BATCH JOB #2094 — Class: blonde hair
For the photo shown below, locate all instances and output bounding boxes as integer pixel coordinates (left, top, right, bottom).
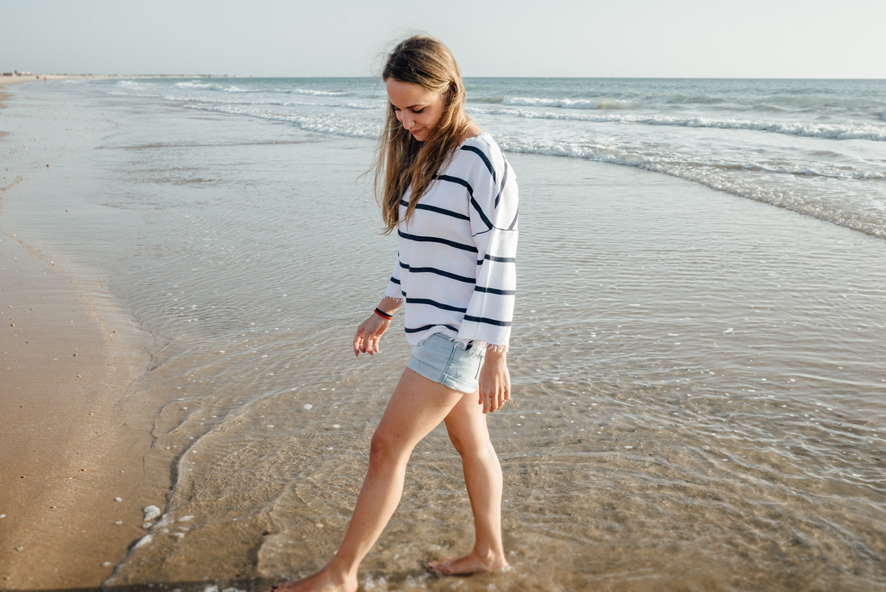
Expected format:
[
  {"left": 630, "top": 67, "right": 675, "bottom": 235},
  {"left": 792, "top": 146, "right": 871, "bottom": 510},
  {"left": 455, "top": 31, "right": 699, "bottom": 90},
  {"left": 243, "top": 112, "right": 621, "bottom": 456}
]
[{"left": 372, "top": 35, "right": 471, "bottom": 234}]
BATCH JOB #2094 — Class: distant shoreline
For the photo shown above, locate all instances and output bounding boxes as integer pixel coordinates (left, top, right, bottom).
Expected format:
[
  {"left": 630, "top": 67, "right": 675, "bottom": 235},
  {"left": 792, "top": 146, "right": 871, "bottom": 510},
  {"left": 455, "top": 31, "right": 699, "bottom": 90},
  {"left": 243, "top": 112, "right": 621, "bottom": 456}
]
[{"left": 0, "top": 73, "right": 237, "bottom": 85}]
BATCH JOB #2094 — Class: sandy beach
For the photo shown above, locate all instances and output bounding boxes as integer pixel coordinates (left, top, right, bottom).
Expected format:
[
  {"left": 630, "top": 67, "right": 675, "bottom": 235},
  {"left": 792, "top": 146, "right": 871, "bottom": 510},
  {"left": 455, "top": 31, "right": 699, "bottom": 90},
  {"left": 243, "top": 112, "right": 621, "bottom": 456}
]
[
  {"left": 1, "top": 76, "right": 884, "bottom": 592},
  {"left": 1, "top": 77, "right": 154, "bottom": 589}
]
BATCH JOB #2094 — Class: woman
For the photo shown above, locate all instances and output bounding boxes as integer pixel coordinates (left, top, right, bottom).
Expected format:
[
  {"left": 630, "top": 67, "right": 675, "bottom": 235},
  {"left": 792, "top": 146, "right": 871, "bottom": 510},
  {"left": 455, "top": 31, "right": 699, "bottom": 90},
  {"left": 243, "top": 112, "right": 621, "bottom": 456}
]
[{"left": 273, "top": 35, "right": 518, "bottom": 592}]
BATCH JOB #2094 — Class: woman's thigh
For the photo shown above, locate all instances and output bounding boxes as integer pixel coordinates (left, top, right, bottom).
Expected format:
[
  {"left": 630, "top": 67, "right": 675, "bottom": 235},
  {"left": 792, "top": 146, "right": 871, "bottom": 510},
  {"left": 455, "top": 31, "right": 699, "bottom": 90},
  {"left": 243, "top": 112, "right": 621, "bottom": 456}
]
[
  {"left": 373, "top": 367, "right": 467, "bottom": 453},
  {"left": 442, "top": 389, "right": 491, "bottom": 455}
]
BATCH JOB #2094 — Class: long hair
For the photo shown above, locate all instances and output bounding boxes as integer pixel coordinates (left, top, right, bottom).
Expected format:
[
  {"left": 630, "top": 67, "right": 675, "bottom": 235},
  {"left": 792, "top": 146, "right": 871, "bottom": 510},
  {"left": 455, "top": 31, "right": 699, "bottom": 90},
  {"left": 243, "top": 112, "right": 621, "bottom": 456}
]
[{"left": 371, "top": 35, "right": 471, "bottom": 234}]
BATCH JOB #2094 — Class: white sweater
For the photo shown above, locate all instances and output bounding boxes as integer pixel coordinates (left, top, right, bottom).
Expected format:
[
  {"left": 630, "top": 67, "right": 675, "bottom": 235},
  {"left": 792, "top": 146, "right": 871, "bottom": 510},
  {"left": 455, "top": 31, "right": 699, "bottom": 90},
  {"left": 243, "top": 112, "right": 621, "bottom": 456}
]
[{"left": 384, "top": 132, "right": 519, "bottom": 350}]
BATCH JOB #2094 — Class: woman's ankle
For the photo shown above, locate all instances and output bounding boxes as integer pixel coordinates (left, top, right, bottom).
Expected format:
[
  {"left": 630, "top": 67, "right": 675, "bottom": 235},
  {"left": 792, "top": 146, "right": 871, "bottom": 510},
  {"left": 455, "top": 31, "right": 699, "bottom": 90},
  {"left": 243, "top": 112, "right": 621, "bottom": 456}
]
[{"left": 321, "top": 557, "right": 358, "bottom": 584}]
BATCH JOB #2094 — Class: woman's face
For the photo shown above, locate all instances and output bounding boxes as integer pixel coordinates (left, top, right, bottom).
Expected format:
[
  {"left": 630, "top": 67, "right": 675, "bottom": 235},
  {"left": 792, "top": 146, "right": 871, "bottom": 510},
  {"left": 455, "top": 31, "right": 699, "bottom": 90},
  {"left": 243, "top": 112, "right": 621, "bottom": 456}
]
[{"left": 386, "top": 78, "right": 445, "bottom": 142}]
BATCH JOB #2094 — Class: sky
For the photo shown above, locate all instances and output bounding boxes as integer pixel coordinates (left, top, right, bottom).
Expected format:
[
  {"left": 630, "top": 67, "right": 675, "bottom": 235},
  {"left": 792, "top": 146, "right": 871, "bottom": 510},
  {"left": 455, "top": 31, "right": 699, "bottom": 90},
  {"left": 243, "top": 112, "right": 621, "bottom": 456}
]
[{"left": 2, "top": 0, "right": 884, "bottom": 79}]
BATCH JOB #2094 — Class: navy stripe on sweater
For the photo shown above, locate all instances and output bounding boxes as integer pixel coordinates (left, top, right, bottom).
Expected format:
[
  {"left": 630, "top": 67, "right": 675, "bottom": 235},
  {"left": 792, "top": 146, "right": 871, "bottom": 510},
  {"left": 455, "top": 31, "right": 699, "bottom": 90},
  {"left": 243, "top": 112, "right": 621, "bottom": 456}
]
[
  {"left": 398, "top": 229, "right": 478, "bottom": 253},
  {"left": 405, "top": 323, "right": 460, "bottom": 334},
  {"left": 477, "top": 254, "right": 517, "bottom": 265},
  {"left": 400, "top": 199, "right": 470, "bottom": 221},
  {"left": 400, "top": 261, "right": 476, "bottom": 284},
  {"left": 464, "top": 314, "right": 512, "bottom": 327},
  {"left": 474, "top": 286, "right": 516, "bottom": 296},
  {"left": 406, "top": 298, "right": 468, "bottom": 313}
]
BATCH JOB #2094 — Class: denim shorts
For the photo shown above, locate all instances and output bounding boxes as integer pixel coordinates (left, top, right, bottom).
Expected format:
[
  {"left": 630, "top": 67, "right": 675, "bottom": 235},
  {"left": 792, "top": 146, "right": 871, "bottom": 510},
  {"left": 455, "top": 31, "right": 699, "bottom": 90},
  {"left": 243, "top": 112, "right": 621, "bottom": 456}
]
[{"left": 407, "top": 332, "right": 485, "bottom": 394}]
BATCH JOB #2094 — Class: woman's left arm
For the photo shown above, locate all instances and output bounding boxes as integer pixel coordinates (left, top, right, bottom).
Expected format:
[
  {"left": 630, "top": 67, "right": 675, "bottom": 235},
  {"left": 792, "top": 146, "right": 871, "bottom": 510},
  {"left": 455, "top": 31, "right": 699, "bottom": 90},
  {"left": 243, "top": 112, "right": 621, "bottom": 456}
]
[
  {"left": 455, "top": 143, "right": 518, "bottom": 412},
  {"left": 479, "top": 348, "right": 510, "bottom": 414}
]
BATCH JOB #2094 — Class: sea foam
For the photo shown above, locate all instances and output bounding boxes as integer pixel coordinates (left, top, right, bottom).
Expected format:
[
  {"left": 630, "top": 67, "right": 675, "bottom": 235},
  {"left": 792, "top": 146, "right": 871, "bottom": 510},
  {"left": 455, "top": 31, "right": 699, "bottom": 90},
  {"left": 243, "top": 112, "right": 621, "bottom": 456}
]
[
  {"left": 503, "top": 97, "right": 642, "bottom": 110},
  {"left": 469, "top": 107, "right": 886, "bottom": 141},
  {"left": 290, "top": 88, "right": 351, "bottom": 97}
]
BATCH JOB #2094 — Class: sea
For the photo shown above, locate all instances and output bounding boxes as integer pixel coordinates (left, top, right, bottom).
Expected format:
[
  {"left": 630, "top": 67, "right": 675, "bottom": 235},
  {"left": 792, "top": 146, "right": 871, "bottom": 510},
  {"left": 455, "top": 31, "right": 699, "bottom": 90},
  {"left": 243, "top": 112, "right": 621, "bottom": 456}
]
[
  {"left": 3, "top": 77, "right": 885, "bottom": 591},
  {"left": 103, "top": 76, "right": 886, "bottom": 238}
]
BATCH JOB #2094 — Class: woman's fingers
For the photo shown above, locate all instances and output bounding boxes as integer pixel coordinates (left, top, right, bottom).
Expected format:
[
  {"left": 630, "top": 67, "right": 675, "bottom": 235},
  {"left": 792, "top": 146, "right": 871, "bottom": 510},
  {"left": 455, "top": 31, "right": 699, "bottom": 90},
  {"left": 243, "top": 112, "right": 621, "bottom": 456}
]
[
  {"left": 367, "top": 329, "right": 381, "bottom": 355},
  {"left": 353, "top": 327, "right": 364, "bottom": 357},
  {"left": 482, "top": 389, "right": 501, "bottom": 413},
  {"left": 485, "top": 386, "right": 509, "bottom": 413}
]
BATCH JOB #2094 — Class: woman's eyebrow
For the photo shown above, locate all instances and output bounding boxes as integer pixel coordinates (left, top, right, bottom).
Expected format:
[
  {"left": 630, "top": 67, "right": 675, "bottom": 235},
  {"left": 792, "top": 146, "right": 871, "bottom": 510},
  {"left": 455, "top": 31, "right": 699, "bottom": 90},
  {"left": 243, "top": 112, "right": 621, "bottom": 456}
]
[{"left": 391, "top": 102, "right": 425, "bottom": 110}]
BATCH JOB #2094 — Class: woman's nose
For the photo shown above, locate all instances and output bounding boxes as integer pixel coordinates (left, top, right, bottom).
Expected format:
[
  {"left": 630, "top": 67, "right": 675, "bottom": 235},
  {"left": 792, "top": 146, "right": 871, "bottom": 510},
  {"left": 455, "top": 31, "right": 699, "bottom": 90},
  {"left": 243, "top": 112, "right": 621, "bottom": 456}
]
[{"left": 401, "top": 112, "right": 414, "bottom": 130}]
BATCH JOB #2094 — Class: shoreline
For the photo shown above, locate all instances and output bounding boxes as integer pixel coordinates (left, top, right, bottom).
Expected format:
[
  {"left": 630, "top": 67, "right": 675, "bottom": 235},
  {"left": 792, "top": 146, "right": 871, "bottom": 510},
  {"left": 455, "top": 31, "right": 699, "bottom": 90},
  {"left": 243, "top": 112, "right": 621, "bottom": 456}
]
[
  {"left": 1, "top": 74, "right": 238, "bottom": 84},
  {"left": 0, "top": 77, "right": 154, "bottom": 589}
]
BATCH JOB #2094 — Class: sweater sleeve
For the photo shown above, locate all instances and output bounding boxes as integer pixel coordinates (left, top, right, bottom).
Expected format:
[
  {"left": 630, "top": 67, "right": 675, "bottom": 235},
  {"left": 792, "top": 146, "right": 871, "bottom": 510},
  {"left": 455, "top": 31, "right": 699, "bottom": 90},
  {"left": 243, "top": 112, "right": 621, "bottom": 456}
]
[
  {"left": 383, "top": 251, "right": 404, "bottom": 302},
  {"left": 456, "top": 149, "right": 519, "bottom": 349}
]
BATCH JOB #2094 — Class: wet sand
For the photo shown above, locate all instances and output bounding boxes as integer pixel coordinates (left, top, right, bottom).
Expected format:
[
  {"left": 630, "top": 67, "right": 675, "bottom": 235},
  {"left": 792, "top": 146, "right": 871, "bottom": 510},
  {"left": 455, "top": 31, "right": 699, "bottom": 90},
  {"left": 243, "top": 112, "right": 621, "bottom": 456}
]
[{"left": 0, "top": 81, "right": 153, "bottom": 589}]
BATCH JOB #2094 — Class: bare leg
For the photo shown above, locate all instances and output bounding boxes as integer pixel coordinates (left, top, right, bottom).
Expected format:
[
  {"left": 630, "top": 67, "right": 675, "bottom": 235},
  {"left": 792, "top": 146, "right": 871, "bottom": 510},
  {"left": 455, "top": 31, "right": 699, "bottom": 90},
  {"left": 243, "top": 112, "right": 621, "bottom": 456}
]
[
  {"left": 272, "top": 368, "right": 465, "bottom": 592},
  {"left": 427, "top": 391, "right": 508, "bottom": 575}
]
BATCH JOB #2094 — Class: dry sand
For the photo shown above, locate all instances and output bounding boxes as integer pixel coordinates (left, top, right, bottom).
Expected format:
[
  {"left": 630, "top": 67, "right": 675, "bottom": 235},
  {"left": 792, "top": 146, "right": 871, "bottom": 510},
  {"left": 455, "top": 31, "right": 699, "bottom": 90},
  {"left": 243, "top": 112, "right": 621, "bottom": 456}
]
[{"left": 0, "top": 79, "right": 156, "bottom": 590}]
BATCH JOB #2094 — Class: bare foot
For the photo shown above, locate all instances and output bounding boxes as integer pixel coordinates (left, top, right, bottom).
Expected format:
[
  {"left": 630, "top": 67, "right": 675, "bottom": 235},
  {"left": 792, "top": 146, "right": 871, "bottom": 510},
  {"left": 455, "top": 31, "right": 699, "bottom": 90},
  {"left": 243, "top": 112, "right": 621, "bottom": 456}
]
[
  {"left": 270, "top": 567, "right": 357, "bottom": 592},
  {"left": 426, "top": 551, "right": 508, "bottom": 576}
]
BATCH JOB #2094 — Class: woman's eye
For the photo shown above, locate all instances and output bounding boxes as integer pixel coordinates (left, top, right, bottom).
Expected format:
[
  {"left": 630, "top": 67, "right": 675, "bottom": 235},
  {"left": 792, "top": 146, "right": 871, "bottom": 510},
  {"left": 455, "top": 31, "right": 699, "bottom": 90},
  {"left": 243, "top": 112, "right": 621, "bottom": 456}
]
[{"left": 413, "top": 108, "right": 425, "bottom": 114}]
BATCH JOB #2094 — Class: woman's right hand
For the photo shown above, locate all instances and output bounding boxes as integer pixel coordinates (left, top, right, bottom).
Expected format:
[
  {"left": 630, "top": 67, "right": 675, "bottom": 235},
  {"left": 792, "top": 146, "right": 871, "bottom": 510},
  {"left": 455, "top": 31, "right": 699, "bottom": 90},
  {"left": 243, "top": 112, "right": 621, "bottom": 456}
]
[{"left": 353, "top": 313, "right": 391, "bottom": 357}]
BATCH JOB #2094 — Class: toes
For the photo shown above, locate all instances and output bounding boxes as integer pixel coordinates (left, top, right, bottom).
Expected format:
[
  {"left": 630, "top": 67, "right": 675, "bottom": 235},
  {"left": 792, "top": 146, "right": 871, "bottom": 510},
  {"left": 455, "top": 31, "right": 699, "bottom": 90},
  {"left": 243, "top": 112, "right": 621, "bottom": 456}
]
[
  {"left": 426, "top": 561, "right": 447, "bottom": 574},
  {"left": 427, "top": 561, "right": 454, "bottom": 575}
]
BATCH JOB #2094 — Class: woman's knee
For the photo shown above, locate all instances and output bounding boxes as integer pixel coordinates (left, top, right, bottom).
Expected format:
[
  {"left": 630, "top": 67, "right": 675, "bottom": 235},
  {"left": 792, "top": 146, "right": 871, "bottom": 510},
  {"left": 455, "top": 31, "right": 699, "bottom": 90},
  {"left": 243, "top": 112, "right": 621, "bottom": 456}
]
[
  {"left": 448, "top": 430, "right": 491, "bottom": 459},
  {"left": 369, "top": 430, "right": 410, "bottom": 466}
]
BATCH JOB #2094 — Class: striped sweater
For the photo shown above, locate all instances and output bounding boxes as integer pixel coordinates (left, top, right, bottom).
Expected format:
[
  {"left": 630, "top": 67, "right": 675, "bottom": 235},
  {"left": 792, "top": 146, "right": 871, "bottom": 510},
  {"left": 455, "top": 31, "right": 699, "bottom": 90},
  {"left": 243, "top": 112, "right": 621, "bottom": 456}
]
[{"left": 384, "top": 132, "right": 518, "bottom": 350}]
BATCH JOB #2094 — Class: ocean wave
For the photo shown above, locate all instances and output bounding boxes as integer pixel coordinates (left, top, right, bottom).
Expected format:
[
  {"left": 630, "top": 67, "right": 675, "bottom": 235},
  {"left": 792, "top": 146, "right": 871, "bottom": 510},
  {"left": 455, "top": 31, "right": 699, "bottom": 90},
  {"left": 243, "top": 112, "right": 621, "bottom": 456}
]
[
  {"left": 290, "top": 88, "right": 351, "bottom": 97},
  {"left": 183, "top": 103, "right": 379, "bottom": 140},
  {"left": 175, "top": 81, "right": 214, "bottom": 89},
  {"left": 753, "top": 104, "right": 790, "bottom": 113},
  {"left": 342, "top": 102, "right": 382, "bottom": 111},
  {"left": 469, "top": 107, "right": 886, "bottom": 141},
  {"left": 619, "top": 115, "right": 886, "bottom": 141},
  {"left": 115, "top": 80, "right": 154, "bottom": 89},
  {"left": 706, "top": 162, "right": 883, "bottom": 181},
  {"left": 664, "top": 94, "right": 727, "bottom": 105},
  {"left": 174, "top": 81, "right": 254, "bottom": 93},
  {"left": 493, "top": 139, "right": 879, "bottom": 181},
  {"left": 503, "top": 97, "right": 642, "bottom": 110},
  {"left": 765, "top": 94, "right": 879, "bottom": 109},
  {"left": 468, "top": 96, "right": 505, "bottom": 104},
  {"left": 494, "top": 138, "right": 885, "bottom": 238},
  {"left": 161, "top": 94, "right": 327, "bottom": 109}
]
